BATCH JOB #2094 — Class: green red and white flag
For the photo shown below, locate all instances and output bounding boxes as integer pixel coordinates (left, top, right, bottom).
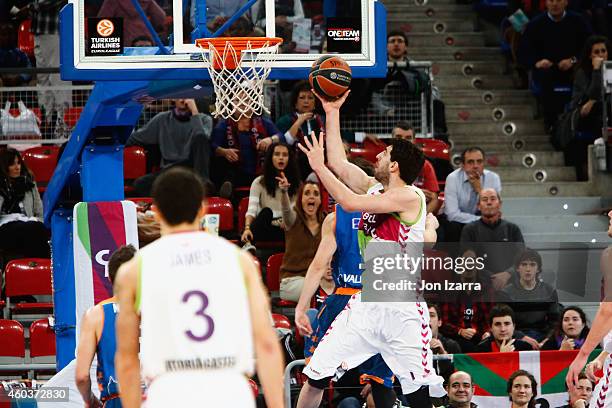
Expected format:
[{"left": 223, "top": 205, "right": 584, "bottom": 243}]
[{"left": 453, "top": 350, "right": 601, "bottom": 407}]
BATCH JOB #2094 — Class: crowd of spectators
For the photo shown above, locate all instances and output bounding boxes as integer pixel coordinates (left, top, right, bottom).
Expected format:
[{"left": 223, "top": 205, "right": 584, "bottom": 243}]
[
  {"left": 493, "top": 0, "right": 610, "bottom": 181},
  {"left": 0, "top": 2, "right": 609, "bottom": 406}
]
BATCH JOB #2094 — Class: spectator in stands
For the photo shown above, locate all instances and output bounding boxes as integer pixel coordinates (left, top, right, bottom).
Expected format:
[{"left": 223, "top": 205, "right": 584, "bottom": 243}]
[
  {"left": 440, "top": 249, "right": 494, "bottom": 353},
  {"left": 499, "top": 248, "right": 560, "bottom": 342},
  {"left": 566, "top": 35, "right": 609, "bottom": 181},
  {"left": 0, "top": 22, "right": 32, "bottom": 86},
  {"left": 279, "top": 180, "right": 324, "bottom": 302},
  {"left": 518, "top": 0, "right": 592, "bottom": 131},
  {"left": 240, "top": 142, "right": 300, "bottom": 250},
  {"left": 460, "top": 188, "right": 524, "bottom": 290},
  {"left": 392, "top": 122, "right": 440, "bottom": 213},
  {"left": 126, "top": 99, "right": 213, "bottom": 196},
  {"left": 131, "top": 35, "right": 154, "bottom": 47},
  {"left": 32, "top": 0, "right": 71, "bottom": 136},
  {"left": 0, "top": 148, "right": 49, "bottom": 258},
  {"left": 211, "top": 111, "right": 283, "bottom": 193},
  {"left": 429, "top": 304, "right": 461, "bottom": 380},
  {"left": 541, "top": 306, "right": 590, "bottom": 350},
  {"left": 76, "top": 245, "right": 136, "bottom": 408},
  {"left": 476, "top": 304, "right": 532, "bottom": 352},
  {"left": 251, "top": 0, "right": 305, "bottom": 52},
  {"left": 441, "top": 371, "right": 478, "bottom": 408},
  {"left": 443, "top": 147, "right": 501, "bottom": 242},
  {"left": 277, "top": 82, "right": 381, "bottom": 179},
  {"left": 558, "top": 373, "right": 593, "bottom": 408},
  {"left": 97, "top": 0, "right": 166, "bottom": 47},
  {"left": 276, "top": 82, "right": 325, "bottom": 178},
  {"left": 370, "top": 30, "right": 431, "bottom": 116},
  {"left": 507, "top": 370, "right": 538, "bottom": 408}
]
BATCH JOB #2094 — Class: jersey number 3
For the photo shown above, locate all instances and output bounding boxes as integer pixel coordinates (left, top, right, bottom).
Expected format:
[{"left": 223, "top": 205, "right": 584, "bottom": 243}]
[{"left": 182, "top": 290, "right": 215, "bottom": 342}]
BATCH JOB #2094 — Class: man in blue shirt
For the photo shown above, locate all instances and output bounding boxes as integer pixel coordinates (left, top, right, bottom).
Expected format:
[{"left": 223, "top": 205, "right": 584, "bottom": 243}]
[{"left": 442, "top": 147, "right": 501, "bottom": 242}]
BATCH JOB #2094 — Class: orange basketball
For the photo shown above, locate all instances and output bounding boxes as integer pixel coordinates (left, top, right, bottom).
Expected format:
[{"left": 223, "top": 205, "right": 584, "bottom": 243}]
[{"left": 309, "top": 55, "right": 352, "bottom": 100}]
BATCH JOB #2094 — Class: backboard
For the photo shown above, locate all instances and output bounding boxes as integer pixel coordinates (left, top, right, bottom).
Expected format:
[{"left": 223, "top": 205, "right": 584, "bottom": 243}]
[{"left": 60, "top": 0, "right": 387, "bottom": 81}]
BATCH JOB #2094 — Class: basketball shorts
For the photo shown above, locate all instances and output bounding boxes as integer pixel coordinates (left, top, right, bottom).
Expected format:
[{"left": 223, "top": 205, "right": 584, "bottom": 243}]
[
  {"left": 144, "top": 371, "right": 254, "bottom": 407},
  {"left": 302, "top": 295, "right": 444, "bottom": 395},
  {"left": 304, "top": 292, "right": 394, "bottom": 388},
  {"left": 591, "top": 356, "right": 612, "bottom": 408}
]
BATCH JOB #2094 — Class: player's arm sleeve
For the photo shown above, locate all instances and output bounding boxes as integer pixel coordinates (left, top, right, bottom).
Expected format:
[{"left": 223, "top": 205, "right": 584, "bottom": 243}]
[
  {"left": 240, "top": 252, "right": 285, "bottom": 408},
  {"left": 114, "top": 260, "right": 142, "bottom": 408}
]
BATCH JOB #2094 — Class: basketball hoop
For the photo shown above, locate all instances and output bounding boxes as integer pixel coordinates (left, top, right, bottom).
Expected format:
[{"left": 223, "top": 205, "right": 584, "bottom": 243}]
[{"left": 196, "top": 37, "right": 283, "bottom": 119}]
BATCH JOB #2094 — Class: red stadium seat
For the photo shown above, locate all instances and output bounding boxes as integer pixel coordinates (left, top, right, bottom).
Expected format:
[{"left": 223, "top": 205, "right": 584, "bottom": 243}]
[
  {"left": 266, "top": 253, "right": 297, "bottom": 308},
  {"left": 22, "top": 146, "right": 60, "bottom": 193},
  {"left": 272, "top": 313, "right": 292, "bottom": 330},
  {"left": 18, "top": 20, "right": 35, "bottom": 60},
  {"left": 349, "top": 139, "right": 385, "bottom": 164},
  {"left": 123, "top": 146, "right": 147, "bottom": 194},
  {"left": 238, "top": 197, "right": 284, "bottom": 249},
  {"left": 0, "top": 320, "right": 25, "bottom": 363},
  {"left": 206, "top": 197, "right": 234, "bottom": 233},
  {"left": 415, "top": 138, "right": 450, "bottom": 161},
  {"left": 30, "top": 318, "right": 56, "bottom": 359},
  {"left": 5, "top": 259, "right": 53, "bottom": 319},
  {"left": 63, "top": 107, "right": 83, "bottom": 128}
]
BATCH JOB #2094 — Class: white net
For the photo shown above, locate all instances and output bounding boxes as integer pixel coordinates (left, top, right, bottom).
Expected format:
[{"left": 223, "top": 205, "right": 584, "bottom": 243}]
[{"left": 197, "top": 38, "right": 282, "bottom": 120}]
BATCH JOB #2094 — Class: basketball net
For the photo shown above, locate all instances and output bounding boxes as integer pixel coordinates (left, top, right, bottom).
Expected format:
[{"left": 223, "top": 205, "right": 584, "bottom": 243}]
[{"left": 196, "top": 37, "right": 282, "bottom": 120}]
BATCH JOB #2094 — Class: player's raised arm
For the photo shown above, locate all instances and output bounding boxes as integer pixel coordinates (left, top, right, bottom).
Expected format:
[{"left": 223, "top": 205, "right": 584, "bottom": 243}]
[
  {"left": 315, "top": 91, "right": 375, "bottom": 194},
  {"left": 299, "top": 133, "right": 419, "bottom": 214},
  {"left": 114, "top": 258, "right": 142, "bottom": 408},
  {"left": 295, "top": 212, "right": 337, "bottom": 335},
  {"left": 240, "top": 252, "right": 285, "bottom": 408}
]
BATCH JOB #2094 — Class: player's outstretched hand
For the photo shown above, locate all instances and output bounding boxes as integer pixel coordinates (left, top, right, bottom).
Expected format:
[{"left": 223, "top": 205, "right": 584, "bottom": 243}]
[
  {"left": 295, "top": 308, "right": 313, "bottom": 336},
  {"left": 566, "top": 352, "right": 589, "bottom": 391},
  {"left": 312, "top": 89, "right": 351, "bottom": 113},
  {"left": 298, "top": 131, "right": 326, "bottom": 172}
]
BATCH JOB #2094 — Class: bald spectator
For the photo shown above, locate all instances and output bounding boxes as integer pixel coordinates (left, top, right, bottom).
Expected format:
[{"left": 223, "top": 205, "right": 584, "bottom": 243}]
[
  {"left": 392, "top": 122, "right": 440, "bottom": 214},
  {"left": 442, "top": 147, "right": 501, "bottom": 242},
  {"left": 460, "top": 188, "right": 525, "bottom": 289},
  {"left": 440, "top": 371, "right": 478, "bottom": 408}
]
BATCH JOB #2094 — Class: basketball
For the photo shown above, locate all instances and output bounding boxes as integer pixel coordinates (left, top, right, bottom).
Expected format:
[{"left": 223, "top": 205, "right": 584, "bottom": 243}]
[{"left": 309, "top": 55, "right": 352, "bottom": 100}]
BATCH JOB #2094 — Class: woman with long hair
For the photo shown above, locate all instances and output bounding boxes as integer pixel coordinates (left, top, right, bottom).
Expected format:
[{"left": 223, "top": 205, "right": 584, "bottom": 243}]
[
  {"left": 278, "top": 180, "right": 325, "bottom": 302},
  {"left": 541, "top": 306, "right": 590, "bottom": 350},
  {"left": 240, "top": 142, "right": 300, "bottom": 250},
  {"left": 566, "top": 35, "right": 609, "bottom": 181},
  {"left": 276, "top": 81, "right": 325, "bottom": 180},
  {"left": 507, "top": 370, "right": 538, "bottom": 408},
  {"left": 0, "top": 148, "right": 50, "bottom": 258}
]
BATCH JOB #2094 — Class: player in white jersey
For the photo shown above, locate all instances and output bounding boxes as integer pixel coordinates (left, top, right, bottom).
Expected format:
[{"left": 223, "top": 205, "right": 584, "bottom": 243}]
[
  {"left": 567, "top": 210, "right": 612, "bottom": 407},
  {"left": 295, "top": 91, "right": 443, "bottom": 408},
  {"left": 113, "top": 167, "right": 284, "bottom": 408}
]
